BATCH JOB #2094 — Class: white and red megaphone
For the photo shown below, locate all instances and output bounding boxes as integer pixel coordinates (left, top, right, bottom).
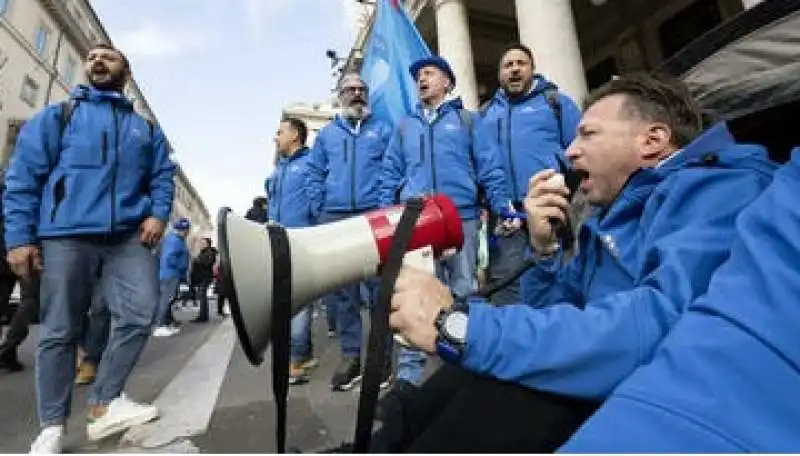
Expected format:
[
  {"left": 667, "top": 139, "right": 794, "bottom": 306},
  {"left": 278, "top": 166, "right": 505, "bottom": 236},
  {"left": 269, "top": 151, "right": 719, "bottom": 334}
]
[{"left": 216, "top": 194, "right": 463, "bottom": 365}]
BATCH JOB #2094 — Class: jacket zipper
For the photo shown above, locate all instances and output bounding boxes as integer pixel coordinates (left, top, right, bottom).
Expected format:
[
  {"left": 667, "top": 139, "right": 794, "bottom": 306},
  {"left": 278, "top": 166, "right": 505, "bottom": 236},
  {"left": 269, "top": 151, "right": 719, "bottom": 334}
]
[
  {"left": 111, "top": 106, "right": 119, "bottom": 231},
  {"left": 342, "top": 139, "right": 348, "bottom": 163},
  {"left": 506, "top": 106, "right": 519, "bottom": 201},
  {"left": 276, "top": 164, "right": 287, "bottom": 221},
  {"left": 350, "top": 135, "right": 357, "bottom": 211},
  {"left": 101, "top": 131, "right": 108, "bottom": 164},
  {"left": 429, "top": 123, "right": 436, "bottom": 192}
]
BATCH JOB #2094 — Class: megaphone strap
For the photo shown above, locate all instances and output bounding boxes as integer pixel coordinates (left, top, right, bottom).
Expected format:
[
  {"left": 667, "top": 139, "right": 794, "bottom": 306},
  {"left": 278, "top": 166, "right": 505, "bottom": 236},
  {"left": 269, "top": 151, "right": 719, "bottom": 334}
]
[
  {"left": 267, "top": 224, "right": 292, "bottom": 454},
  {"left": 353, "top": 197, "right": 426, "bottom": 453}
]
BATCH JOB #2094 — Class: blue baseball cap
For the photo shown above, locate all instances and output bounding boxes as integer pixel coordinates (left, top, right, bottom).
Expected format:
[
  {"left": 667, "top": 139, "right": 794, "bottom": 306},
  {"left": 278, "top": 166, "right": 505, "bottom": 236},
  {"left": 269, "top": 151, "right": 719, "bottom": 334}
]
[
  {"left": 409, "top": 56, "right": 456, "bottom": 86},
  {"left": 173, "top": 217, "right": 191, "bottom": 231}
]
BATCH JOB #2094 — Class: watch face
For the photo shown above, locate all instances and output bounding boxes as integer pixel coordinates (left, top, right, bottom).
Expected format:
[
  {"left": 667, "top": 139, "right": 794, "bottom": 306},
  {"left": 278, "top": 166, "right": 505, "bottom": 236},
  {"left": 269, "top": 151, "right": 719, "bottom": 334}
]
[{"left": 444, "top": 311, "right": 468, "bottom": 341}]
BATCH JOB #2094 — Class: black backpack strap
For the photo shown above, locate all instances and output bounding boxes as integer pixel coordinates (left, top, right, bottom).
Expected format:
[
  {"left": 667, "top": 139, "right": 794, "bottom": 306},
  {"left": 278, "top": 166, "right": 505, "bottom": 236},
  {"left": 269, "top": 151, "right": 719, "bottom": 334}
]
[
  {"left": 59, "top": 99, "right": 77, "bottom": 144},
  {"left": 544, "top": 88, "right": 565, "bottom": 148},
  {"left": 353, "top": 197, "right": 426, "bottom": 453},
  {"left": 267, "top": 224, "right": 292, "bottom": 453}
]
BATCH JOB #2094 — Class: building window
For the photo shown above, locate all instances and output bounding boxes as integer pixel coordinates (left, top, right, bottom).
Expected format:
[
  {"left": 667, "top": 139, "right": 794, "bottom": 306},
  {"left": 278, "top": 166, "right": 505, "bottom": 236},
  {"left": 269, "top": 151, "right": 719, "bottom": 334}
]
[
  {"left": 35, "top": 25, "right": 50, "bottom": 57},
  {"left": 0, "top": 0, "right": 9, "bottom": 15},
  {"left": 658, "top": 0, "right": 723, "bottom": 60},
  {"left": 61, "top": 56, "right": 77, "bottom": 86},
  {"left": 20, "top": 76, "right": 39, "bottom": 107}
]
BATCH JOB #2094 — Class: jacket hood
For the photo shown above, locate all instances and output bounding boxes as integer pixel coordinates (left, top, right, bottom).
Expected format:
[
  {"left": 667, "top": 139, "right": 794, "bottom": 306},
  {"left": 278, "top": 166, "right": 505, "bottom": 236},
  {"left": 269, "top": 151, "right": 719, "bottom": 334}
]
[
  {"left": 490, "top": 74, "right": 559, "bottom": 107},
  {"left": 71, "top": 84, "right": 134, "bottom": 109},
  {"left": 277, "top": 146, "right": 311, "bottom": 164},
  {"left": 413, "top": 97, "right": 464, "bottom": 120}
]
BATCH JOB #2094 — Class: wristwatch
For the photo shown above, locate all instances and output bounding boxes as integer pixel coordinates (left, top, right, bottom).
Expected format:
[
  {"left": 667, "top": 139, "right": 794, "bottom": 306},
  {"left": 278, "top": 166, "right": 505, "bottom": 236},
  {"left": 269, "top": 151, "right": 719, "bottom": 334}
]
[{"left": 434, "top": 307, "right": 469, "bottom": 362}]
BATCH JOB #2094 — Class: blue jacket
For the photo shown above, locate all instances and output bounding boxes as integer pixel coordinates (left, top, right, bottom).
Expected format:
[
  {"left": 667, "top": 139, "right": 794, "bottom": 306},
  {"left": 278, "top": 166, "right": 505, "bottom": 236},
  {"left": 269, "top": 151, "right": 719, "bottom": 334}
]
[
  {"left": 306, "top": 115, "right": 392, "bottom": 215},
  {"left": 3, "top": 85, "right": 175, "bottom": 249},
  {"left": 380, "top": 98, "right": 511, "bottom": 220},
  {"left": 266, "top": 147, "right": 316, "bottom": 228},
  {"left": 159, "top": 231, "right": 189, "bottom": 281},
  {"left": 457, "top": 123, "right": 776, "bottom": 399},
  {"left": 562, "top": 147, "right": 800, "bottom": 453},
  {"left": 480, "top": 76, "right": 582, "bottom": 202}
]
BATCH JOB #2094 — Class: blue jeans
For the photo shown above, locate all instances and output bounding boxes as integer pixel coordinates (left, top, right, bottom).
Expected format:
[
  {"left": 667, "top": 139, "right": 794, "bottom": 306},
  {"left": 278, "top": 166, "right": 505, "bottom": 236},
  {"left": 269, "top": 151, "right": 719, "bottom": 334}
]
[
  {"left": 155, "top": 277, "right": 180, "bottom": 327},
  {"left": 36, "top": 233, "right": 159, "bottom": 426},
  {"left": 291, "top": 306, "right": 313, "bottom": 363},
  {"left": 397, "top": 219, "right": 479, "bottom": 385},
  {"left": 81, "top": 286, "right": 110, "bottom": 366},
  {"left": 318, "top": 211, "right": 373, "bottom": 359},
  {"left": 487, "top": 229, "right": 530, "bottom": 305}
]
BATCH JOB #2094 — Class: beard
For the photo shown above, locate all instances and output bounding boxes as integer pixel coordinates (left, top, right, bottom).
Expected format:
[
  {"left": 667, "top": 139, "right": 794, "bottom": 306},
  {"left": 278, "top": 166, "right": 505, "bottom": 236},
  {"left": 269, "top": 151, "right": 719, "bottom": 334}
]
[
  {"left": 87, "top": 66, "right": 126, "bottom": 92},
  {"left": 341, "top": 102, "right": 369, "bottom": 120}
]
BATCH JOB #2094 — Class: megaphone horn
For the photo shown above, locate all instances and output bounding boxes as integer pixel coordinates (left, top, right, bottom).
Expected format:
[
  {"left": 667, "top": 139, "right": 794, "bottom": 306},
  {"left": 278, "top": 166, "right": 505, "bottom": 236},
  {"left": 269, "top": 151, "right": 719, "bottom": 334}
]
[{"left": 216, "top": 194, "right": 464, "bottom": 366}]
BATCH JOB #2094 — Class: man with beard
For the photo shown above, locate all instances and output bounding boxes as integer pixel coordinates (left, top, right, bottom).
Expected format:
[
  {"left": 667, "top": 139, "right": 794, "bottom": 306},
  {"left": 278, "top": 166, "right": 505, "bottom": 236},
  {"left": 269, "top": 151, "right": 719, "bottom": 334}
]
[
  {"left": 3, "top": 43, "right": 175, "bottom": 452},
  {"left": 480, "top": 44, "right": 582, "bottom": 304},
  {"left": 374, "top": 74, "right": 775, "bottom": 452},
  {"left": 306, "top": 73, "right": 394, "bottom": 392}
]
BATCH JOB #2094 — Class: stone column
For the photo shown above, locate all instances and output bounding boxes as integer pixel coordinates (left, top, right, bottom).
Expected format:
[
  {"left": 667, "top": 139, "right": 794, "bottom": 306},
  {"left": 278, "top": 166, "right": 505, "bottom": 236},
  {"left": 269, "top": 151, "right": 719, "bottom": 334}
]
[
  {"left": 741, "top": 0, "right": 764, "bottom": 9},
  {"left": 515, "top": 0, "right": 588, "bottom": 103},
  {"left": 434, "top": 0, "right": 479, "bottom": 109}
]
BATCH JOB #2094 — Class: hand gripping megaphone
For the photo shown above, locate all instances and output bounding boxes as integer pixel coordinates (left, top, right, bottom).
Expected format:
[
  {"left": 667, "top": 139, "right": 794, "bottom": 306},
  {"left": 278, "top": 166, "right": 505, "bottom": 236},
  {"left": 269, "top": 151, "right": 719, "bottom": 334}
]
[{"left": 216, "top": 194, "right": 464, "bottom": 366}]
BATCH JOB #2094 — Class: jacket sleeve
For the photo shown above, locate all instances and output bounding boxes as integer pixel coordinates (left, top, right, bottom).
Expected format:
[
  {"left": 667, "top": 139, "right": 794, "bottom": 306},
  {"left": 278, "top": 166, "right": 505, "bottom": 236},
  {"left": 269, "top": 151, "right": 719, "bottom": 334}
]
[
  {"left": 305, "top": 132, "right": 328, "bottom": 219},
  {"left": 3, "top": 105, "right": 61, "bottom": 249},
  {"left": 471, "top": 113, "right": 511, "bottom": 215},
  {"left": 520, "top": 251, "right": 585, "bottom": 307},
  {"left": 558, "top": 93, "right": 582, "bottom": 149},
  {"left": 149, "top": 124, "right": 176, "bottom": 222},
  {"left": 380, "top": 126, "right": 405, "bottom": 207},
  {"left": 459, "top": 168, "right": 771, "bottom": 399}
]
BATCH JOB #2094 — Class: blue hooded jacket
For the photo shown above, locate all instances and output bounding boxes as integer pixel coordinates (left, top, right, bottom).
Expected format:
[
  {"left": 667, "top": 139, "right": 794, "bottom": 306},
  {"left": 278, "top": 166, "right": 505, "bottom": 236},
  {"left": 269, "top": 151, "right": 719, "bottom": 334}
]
[
  {"left": 159, "top": 230, "right": 189, "bottom": 281},
  {"left": 480, "top": 76, "right": 582, "bottom": 202},
  {"left": 455, "top": 123, "right": 776, "bottom": 399},
  {"left": 306, "top": 114, "right": 392, "bottom": 215},
  {"left": 266, "top": 147, "right": 316, "bottom": 228},
  {"left": 3, "top": 85, "right": 175, "bottom": 249},
  {"left": 380, "top": 98, "right": 511, "bottom": 220},
  {"left": 561, "top": 147, "right": 800, "bottom": 453}
]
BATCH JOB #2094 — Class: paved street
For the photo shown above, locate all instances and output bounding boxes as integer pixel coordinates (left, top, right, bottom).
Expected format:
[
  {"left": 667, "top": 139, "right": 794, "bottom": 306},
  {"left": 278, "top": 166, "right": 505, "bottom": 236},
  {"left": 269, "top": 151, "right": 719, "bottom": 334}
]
[{"left": 0, "top": 303, "right": 404, "bottom": 453}]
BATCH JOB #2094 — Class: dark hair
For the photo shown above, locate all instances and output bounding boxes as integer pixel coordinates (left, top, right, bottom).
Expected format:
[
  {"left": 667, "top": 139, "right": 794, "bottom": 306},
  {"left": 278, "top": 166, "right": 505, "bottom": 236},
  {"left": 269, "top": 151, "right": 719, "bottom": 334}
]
[
  {"left": 284, "top": 117, "right": 308, "bottom": 146},
  {"left": 584, "top": 73, "right": 703, "bottom": 148},
  {"left": 500, "top": 43, "right": 534, "bottom": 65},
  {"left": 88, "top": 43, "right": 130, "bottom": 69}
]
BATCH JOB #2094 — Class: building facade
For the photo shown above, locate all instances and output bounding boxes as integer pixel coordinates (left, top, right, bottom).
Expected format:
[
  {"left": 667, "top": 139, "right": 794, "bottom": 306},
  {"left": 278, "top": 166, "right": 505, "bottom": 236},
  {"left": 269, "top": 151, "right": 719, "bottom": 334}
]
[
  {"left": 346, "top": 0, "right": 767, "bottom": 108},
  {"left": 0, "top": 0, "right": 211, "bottom": 255}
]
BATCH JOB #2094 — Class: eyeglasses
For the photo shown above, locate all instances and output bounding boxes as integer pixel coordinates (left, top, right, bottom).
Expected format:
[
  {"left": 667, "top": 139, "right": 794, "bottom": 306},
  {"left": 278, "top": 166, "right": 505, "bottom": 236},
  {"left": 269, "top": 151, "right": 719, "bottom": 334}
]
[{"left": 341, "top": 86, "right": 367, "bottom": 95}]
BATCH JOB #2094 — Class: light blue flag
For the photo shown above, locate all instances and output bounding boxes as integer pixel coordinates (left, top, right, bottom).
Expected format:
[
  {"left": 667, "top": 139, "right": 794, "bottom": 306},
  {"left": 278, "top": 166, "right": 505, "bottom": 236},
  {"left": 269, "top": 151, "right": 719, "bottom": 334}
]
[{"left": 361, "top": 0, "right": 431, "bottom": 126}]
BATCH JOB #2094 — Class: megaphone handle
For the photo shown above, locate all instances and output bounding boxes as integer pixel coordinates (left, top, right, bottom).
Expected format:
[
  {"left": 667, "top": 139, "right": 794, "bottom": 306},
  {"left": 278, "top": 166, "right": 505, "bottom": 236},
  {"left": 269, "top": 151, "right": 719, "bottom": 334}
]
[
  {"left": 353, "top": 197, "right": 426, "bottom": 453},
  {"left": 266, "top": 225, "right": 293, "bottom": 454}
]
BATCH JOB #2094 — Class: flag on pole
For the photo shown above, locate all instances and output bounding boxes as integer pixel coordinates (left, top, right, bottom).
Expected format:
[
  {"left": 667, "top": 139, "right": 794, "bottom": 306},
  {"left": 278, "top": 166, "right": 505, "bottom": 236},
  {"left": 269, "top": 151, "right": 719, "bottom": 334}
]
[{"left": 360, "top": 0, "right": 431, "bottom": 126}]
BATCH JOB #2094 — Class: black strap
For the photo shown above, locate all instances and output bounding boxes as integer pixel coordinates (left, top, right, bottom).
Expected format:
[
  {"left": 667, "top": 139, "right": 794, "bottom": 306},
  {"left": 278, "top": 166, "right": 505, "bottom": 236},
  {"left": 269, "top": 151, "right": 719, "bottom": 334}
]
[
  {"left": 353, "top": 197, "right": 426, "bottom": 453},
  {"left": 267, "top": 225, "right": 292, "bottom": 454}
]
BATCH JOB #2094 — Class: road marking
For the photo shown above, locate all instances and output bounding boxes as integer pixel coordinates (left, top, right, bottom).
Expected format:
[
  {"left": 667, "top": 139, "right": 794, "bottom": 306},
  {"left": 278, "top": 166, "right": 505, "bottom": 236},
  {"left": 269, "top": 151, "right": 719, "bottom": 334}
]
[{"left": 119, "top": 319, "right": 237, "bottom": 451}]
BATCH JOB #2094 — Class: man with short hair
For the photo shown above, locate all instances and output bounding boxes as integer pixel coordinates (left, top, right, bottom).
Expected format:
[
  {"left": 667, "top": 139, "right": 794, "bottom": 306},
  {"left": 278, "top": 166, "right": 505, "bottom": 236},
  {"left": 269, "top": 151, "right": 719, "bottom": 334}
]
[
  {"left": 560, "top": 148, "right": 800, "bottom": 453},
  {"left": 268, "top": 117, "right": 318, "bottom": 385},
  {"left": 480, "top": 44, "right": 582, "bottom": 304},
  {"left": 245, "top": 196, "right": 268, "bottom": 223},
  {"left": 379, "top": 55, "right": 514, "bottom": 409},
  {"left": 3, "top": 43, "right": 175, "bottom": 452},
  {"left": 306, "top": 73, "right": 394, "bottom": 392},
  {"left": 152, "top": 217, "right": 191, "bottom": 337},
  {"left": 375, "top": 74, "right": 776, "bottom": 452}
]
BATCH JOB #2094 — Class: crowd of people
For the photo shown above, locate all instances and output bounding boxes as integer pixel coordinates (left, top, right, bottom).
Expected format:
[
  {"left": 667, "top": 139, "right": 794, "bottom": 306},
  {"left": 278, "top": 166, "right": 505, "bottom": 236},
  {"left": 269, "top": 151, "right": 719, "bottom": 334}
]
[
  {"left": 265, "top": 40, "right": 800, "bottom": 453},
  {"left": 0, "top": 27, "right": 797, "bottom": 454}
]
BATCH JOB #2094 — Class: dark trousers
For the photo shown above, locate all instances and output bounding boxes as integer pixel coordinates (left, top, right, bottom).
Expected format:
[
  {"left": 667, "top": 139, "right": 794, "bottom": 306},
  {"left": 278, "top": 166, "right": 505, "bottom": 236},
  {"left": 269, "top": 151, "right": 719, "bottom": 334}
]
[
  {"left": 0, "top": 273, "right": 40, "bottom": 360},
  {"left": 370, "top": 364, "right": 599, "bottom": 453}
]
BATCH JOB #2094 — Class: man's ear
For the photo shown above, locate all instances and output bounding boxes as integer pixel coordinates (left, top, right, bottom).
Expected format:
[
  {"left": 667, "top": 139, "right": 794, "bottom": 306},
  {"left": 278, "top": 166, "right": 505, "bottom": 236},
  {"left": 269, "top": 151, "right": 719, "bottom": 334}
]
[{"left": 640, "top": 122, "right": 673, "bottom": 162}]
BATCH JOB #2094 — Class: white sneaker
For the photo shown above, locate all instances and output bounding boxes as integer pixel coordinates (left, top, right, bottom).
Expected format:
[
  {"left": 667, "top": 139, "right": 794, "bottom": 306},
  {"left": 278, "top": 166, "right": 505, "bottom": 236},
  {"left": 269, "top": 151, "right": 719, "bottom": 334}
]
[
  {"left": 86, "top": 394, "right": 159, "bottom": 442},
  {"left": 151, "top": 326, "right": 177, "bottom": 337},
  {"left": 29, "top": 425, "right": 65, "bottom": 454}
]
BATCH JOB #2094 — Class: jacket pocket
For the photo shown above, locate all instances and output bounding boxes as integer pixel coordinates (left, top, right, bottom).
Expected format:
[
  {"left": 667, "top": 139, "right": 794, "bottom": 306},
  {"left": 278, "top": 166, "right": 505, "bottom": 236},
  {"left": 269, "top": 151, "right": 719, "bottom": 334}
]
[{"left": 50, "top": 174, "right": 66, "bottom": 223}]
